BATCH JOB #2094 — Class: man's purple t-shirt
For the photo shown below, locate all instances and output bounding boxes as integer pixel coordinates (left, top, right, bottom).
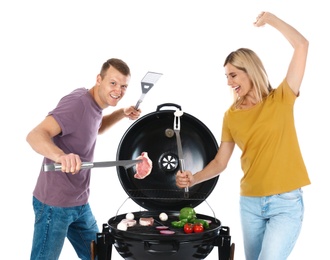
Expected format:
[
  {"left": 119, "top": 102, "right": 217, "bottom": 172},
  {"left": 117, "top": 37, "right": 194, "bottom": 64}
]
[{"left": 33, "top": 88, "right": 102, "bottom": 207}]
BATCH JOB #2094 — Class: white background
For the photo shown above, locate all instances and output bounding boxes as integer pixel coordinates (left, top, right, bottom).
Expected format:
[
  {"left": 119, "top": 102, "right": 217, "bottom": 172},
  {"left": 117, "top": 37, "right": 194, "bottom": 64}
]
[{"left": 1, "top": 0, "right": 328, "bottom": 259}]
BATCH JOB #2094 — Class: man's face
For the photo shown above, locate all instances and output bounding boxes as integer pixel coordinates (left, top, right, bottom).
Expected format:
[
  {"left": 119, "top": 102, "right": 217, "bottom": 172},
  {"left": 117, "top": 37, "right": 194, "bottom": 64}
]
[{"left": 97, "top": 66, "right": 131, "bottom": 108}]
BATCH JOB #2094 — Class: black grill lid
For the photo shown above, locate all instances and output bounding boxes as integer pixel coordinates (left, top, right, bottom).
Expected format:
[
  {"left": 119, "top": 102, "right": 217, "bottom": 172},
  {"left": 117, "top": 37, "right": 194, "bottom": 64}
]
[{"left": 116, "top": 103, "right": 219, "bottom": 211}]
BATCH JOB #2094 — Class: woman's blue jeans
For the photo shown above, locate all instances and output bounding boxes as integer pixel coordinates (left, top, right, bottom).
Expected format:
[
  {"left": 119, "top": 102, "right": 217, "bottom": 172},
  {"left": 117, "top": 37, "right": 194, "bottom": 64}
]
[
  {"left": 30, "top": 196, "right": 99, "bottom": 260},
  {"left": 240, "top": 189, "right": 304, "bottom": 260}
]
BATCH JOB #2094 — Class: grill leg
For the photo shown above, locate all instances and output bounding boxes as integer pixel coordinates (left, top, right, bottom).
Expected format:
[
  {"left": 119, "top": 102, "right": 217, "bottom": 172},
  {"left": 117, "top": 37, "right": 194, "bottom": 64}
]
[
  {"left": 217, "top": 226, "right": 232, "bottom": 260},
  {"left": 91, "top": 240, "right": 96, "bottom": 260},
  {"left": 230, "top": 243, "right": 235, "bottom": 260},
  {"left": 92, "top": 224, "right": 113, "bottom": 260}
]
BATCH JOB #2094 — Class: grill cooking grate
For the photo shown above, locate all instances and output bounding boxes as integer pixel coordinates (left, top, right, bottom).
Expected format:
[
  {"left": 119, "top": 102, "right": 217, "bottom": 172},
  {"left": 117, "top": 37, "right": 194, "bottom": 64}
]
[{"left": 109, "top": 215, "right": 221, "bottom": 236}]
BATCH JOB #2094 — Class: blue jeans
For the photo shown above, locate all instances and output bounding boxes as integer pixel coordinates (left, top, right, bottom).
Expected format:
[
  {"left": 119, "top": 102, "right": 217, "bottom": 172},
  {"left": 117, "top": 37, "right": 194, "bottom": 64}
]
[
  {"left": 240, "top": 189, "right": 304, "bottom": 260},
  {"left": 30, "top": 196, "right": 99, "bottom": 260}
]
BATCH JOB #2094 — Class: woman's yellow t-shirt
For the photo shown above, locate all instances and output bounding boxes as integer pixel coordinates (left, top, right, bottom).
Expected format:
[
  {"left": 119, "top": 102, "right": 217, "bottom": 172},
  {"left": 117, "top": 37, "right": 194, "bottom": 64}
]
[{"left": 221, "top": 79, "right": 311, "bottom": 196}]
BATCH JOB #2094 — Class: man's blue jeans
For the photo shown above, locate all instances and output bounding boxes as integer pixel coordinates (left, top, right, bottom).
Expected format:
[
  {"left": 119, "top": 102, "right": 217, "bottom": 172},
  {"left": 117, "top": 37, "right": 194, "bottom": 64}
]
[
  {"left": 240, "top": 189, "right": 304, "bottom": 260},
  {"left": 30, "top": 196, "right": 99, "bottom": 260}
]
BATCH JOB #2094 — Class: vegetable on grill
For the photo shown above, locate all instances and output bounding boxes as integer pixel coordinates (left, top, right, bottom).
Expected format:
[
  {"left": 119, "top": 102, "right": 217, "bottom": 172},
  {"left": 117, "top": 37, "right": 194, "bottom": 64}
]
[
  {"left": 183, "top": 223, "right": 194, "bottom": 234},
  {"left": 179, "top": 207, "right": 196, "bottom": 222},
  {"left": 171, "top": 219, "right": 188, "bottom": 228},
  {"left": 171, "top": 207, "right": 210, "bottom": 231},
  {"left": 192, "top": 218, "right": 209, "bottom": 229},
  {"left": 193, "top": 223, "right": 204, "bottom": 233}
]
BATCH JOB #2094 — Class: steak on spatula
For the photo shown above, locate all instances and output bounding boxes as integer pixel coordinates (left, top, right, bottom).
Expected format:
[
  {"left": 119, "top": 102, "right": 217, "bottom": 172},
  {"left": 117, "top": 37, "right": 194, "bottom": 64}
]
[{"left": 134, "top": 152, "right": 153, "bottom": 179}]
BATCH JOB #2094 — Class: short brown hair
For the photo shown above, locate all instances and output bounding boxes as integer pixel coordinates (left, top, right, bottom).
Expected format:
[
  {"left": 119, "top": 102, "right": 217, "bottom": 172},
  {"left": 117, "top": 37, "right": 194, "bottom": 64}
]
[{"left": 100, "top": 58, "right": 130, "bottom": 79}]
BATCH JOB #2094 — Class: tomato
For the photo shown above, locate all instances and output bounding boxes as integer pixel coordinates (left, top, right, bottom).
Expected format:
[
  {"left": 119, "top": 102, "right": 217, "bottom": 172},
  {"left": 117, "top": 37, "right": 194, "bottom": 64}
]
[
  {"left": 193, "top": 223, "right": 204, "bottom": 233},
  {"left": 183, "top": 223, "right": 194, "bottom": 234}
]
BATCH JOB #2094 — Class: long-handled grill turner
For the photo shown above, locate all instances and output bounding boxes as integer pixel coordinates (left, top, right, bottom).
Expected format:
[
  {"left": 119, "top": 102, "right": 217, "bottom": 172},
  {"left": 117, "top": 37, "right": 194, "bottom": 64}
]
[
  {"left": 43, "top": 159, "right": 142, "bottom": 172},
  {"left": 174, "top": 109, "right": 189, "bottom": 198},
  {"left": 134, "top": 71, "right": 163, "bottom": 109}
]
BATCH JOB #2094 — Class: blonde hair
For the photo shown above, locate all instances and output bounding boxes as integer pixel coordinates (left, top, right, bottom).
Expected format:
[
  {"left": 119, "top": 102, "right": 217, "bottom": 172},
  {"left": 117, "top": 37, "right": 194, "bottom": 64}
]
[{"left": 223, "top": 48, "right": 272, "bottom": 108}]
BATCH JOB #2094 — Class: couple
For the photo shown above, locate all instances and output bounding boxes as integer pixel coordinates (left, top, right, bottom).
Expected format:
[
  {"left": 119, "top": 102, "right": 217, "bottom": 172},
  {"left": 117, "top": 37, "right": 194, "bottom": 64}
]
[{"left": 27, "top": 12, "right": 310, "bottom": 260}]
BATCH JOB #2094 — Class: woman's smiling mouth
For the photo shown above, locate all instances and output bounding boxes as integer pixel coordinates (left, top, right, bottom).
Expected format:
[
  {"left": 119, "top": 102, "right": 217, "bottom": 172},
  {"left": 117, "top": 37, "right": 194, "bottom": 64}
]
[{"left": 233, "top": 86, "right": 240, "bottom": 92}]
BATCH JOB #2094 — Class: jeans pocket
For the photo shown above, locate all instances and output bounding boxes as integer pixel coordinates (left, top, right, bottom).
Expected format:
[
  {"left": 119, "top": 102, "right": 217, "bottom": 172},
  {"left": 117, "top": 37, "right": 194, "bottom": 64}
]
[
  {"left": 277, "top": 188, "right": 302, "bottom": 200},
  {"left": 33, "top": 196, "right": 46, "bottom": 223}
]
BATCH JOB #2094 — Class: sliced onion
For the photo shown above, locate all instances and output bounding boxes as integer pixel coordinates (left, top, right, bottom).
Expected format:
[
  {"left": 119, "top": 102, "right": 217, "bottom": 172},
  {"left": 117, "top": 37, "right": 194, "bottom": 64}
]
[
  {"left": 160, "top": 230, "right": 175, "bottom": 235},
  {"left": 155, "top": 226, "right": 169, "bottom": 230}
]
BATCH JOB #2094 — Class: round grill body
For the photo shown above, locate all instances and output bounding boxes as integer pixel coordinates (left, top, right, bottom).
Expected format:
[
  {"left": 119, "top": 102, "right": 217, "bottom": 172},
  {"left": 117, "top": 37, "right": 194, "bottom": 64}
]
[{"left": 95, "top": 104, "right": 231, "bottom": 260}]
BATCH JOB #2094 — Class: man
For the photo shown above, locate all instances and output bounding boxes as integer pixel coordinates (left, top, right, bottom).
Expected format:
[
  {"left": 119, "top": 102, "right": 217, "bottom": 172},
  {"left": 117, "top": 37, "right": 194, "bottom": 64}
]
[{"left": 27, "top": 58, "right": 141, "bottom": 259}]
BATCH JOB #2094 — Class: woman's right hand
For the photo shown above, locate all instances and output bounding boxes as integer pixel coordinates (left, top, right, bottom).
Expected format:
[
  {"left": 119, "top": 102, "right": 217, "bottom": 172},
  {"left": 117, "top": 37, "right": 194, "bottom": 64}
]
[
  {"left": 176, "top": 170, "right": 194, "bottom": 188},
  {"left": 253, "top": 11, "right": 274, "bottom": 27}
]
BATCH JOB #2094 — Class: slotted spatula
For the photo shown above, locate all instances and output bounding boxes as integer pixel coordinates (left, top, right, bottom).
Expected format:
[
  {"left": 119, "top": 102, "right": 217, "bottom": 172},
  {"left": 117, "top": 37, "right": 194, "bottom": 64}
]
[{"left": 135, "top": 71, "right": 162, "bottom": 109}]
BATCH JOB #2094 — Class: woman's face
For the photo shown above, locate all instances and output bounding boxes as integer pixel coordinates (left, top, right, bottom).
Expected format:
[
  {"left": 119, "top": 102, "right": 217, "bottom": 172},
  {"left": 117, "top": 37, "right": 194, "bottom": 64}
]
[{"left": 224, "top": 63, "right": 252, "bottom": 98}]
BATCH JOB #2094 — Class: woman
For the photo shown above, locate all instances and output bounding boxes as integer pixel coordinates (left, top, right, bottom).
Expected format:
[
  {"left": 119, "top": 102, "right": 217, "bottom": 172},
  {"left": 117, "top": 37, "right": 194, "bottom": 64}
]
[{"left": 176, "top": 12, "right": 311, "bottom": 260}]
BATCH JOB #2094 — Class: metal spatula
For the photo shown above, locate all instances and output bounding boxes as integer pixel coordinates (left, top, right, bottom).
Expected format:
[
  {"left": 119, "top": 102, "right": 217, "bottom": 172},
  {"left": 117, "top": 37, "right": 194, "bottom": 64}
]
[{"left": 135, "top": 71, "right": 163, "bottom": 109}]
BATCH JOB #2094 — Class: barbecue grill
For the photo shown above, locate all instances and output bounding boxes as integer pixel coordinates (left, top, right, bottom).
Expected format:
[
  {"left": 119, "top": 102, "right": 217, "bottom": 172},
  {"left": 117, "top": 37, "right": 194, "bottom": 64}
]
[{"left": 91, "top": 103, "right": 235, "bottom": 260}]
